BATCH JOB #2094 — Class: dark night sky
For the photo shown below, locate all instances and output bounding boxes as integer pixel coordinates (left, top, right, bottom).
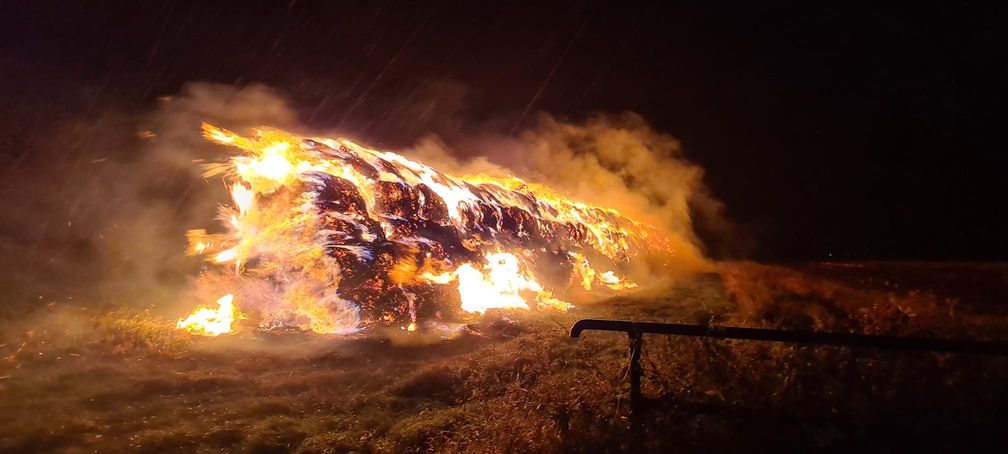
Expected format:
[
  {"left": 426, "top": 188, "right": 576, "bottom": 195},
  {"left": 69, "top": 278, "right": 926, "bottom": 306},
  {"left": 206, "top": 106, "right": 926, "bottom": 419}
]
[{"left": 2, "top": 1, "right": 1006, "bottom": 261}]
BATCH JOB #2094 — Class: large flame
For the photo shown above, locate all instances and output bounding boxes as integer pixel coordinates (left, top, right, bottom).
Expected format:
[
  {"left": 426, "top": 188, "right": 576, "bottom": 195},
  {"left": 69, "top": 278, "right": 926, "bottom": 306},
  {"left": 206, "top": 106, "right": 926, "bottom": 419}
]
[
  {"left": 422, "top": 252, "right": 572, "bottom": 314},
  {"left": 177, "top": 124, "right": 672, "bottom": 334}
]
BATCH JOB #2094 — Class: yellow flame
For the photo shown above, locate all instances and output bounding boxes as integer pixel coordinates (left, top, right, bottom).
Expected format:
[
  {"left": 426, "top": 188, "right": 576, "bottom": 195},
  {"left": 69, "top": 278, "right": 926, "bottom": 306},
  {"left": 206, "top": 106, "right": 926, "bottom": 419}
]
[
  {"left": 213, "top": 247, "right": 238, "bottom": 263},
  {"left": 231, "top": 183, "right": 255, "bottom": 216},
  {"left": 424, "top": 252, "right": 571, "bottom": 314},
  {"left": 568, "top": 251, "right": 637, "bottom": 290},
  {"left": 176, "top": 294, "right": 239, "bottom": 336},
  {"left": 236, "top": 143, "right": 294, "bottom": 182}
]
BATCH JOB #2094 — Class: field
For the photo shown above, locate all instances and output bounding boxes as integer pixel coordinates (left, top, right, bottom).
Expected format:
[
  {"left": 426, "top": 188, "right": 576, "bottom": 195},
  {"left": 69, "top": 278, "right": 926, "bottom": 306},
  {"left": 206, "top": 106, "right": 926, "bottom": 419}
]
[{"left": 2, "top": 262, "right": 1008, "bottom": 452}]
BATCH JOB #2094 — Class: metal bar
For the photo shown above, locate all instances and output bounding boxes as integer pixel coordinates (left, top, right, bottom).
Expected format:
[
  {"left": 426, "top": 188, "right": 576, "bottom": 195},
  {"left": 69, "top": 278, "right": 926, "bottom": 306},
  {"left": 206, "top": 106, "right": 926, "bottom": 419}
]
[
  {"left": 570, "top": 319, "right": 1008, "bottom": 356},
  {"left": 570, "top": 318, "right": 1008, "bottom": 427}
]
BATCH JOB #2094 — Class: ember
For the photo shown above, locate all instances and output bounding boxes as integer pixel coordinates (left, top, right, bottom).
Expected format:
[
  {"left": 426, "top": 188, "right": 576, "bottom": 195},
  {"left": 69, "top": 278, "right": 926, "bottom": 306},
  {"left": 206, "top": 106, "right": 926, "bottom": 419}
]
[{"left": 178, "top": 124, "right": 672, "bottom": 334}]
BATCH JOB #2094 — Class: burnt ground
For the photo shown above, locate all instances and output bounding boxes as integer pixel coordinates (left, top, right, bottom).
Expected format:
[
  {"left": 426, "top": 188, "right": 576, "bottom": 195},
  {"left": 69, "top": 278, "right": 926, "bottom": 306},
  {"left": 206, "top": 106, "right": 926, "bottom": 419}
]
[{"left": 2, "top": 262, "right": 1008, "bottom": 453}]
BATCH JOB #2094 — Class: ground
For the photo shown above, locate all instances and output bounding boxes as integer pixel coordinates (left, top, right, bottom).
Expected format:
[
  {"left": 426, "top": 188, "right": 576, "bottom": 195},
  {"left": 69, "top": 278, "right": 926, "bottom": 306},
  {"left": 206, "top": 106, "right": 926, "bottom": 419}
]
[{"left": 2, "top": 262, "right": 1008, "bottom": 453}]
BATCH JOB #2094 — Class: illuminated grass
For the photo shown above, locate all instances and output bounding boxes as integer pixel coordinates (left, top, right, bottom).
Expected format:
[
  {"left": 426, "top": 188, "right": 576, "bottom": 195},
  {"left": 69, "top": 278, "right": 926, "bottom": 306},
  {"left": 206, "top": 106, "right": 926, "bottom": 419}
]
[{"left": 1, "top": 264, "right": 1007, "bottom": 452}]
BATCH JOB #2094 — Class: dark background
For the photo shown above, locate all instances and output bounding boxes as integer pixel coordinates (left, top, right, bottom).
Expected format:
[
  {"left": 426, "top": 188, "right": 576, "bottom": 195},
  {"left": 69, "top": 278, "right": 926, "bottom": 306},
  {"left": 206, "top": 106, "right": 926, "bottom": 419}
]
[{"left": 2, "top": 1, "right": 1005, "bottom": 261}]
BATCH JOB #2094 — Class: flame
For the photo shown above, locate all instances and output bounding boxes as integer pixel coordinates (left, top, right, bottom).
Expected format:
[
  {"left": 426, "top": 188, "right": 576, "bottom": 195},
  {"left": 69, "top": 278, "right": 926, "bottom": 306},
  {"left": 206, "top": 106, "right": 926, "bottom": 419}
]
[
  {"left": 177, "top": 123, "right": 668, "bottom": 334},
  {"left": 231, "top": 183, "right": 255, "bottom": 216},
  {"left": 421, "top": 252, "right": 570, "bottom": 314},
  {"left": 176, "top": 294, "right": 239, "bottom": 336},
  {"left": 213, "top": 247, "right": 238, "bottom": 263},
  {"left": 568, "top": 251, "right": 636, "bottom": 291}
]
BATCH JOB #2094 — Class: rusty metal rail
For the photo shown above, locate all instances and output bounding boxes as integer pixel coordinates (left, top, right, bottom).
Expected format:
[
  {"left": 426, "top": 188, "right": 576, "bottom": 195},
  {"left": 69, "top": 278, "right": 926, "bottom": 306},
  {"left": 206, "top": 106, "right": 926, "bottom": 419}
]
[{"left": 569, "top": 319, "right": 1008, "bottom": 424}]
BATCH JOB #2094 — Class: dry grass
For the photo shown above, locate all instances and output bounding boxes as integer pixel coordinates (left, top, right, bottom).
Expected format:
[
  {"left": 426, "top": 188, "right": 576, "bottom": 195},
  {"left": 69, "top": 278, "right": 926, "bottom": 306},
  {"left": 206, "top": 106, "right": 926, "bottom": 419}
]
[{"left": 1, "top": 263, "right": 1007, "bottom": 452}]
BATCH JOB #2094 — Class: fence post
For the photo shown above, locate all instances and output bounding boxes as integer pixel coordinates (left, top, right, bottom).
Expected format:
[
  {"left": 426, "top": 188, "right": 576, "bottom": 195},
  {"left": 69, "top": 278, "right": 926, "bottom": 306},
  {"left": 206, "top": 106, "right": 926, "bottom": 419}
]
[{"left": 628, "top": 328, "right": 643, "bottom": 424}]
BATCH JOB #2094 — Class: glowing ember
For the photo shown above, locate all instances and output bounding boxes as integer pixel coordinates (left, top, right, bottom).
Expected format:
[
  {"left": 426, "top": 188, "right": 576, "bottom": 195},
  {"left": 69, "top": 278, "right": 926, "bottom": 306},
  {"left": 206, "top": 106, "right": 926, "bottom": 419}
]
[
  {"left": 176, "top": 294, "right": 239, "bottom": 336},
  {"left": 178, "top": 124, "right": 671, "bottom": 333}
]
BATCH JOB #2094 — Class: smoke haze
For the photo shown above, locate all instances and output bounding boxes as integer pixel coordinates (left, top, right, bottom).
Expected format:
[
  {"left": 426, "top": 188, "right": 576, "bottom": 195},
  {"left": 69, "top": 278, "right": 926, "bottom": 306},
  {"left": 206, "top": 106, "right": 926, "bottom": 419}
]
[{"left": 0, "top": 82, "right": 730, "bottom": 318}]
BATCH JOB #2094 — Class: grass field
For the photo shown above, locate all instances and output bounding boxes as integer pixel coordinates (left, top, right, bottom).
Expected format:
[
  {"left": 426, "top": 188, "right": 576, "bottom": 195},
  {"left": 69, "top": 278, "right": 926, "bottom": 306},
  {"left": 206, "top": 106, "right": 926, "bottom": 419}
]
[{"left": 2, "top": 262, "right": 1007, "bottom": 452}]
